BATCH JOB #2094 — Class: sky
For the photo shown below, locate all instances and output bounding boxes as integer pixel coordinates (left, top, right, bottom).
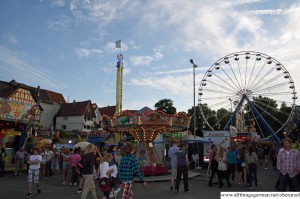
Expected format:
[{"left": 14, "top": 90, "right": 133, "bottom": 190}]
[{"left": 0, "top": 0, "right": 299, "bottom": 113}]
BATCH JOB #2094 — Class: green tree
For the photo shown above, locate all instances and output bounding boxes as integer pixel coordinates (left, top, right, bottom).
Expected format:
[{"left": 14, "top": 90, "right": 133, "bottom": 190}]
[{"left": 154, "top": 99, "right": 176, "bottom": 114}]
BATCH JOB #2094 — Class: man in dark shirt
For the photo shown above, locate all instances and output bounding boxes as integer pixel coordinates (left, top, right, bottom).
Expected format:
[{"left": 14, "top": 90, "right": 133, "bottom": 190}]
[
  {"left": 80, "top": 144, "right": 100, "bottom": 199},
  {"left": 174, "top": 143, "right": 190, "bottom": 193}
]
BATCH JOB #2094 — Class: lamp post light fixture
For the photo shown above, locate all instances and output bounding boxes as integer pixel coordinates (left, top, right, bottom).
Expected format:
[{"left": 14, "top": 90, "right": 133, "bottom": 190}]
[{"left": 190, "top": 59, "right": 198, "bottom": 139}]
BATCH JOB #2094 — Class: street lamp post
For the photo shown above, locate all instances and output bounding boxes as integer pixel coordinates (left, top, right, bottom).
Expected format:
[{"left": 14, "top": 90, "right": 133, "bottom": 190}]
[{"left": 190, "top": 59, "right": 198, "bottom": 139}]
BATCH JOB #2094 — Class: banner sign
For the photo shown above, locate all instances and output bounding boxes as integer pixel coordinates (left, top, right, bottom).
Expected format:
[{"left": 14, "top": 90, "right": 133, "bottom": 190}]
[{"left": 0, "top": 97, "right": 33, "bottom": 123}]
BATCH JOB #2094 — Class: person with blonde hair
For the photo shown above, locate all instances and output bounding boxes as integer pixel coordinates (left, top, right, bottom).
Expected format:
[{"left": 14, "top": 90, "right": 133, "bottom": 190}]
[
  {"left": 81, "top": 144, "right": 101, "bottom": 199},
  {"left": 215, "top": 146, "right": 232, "bottom": 188},
  {"left": 99, "top": 153, "right": 114, "bottom": 199},
  {"left": 62, "top": 147, "right": 70, "bottom": 186}
]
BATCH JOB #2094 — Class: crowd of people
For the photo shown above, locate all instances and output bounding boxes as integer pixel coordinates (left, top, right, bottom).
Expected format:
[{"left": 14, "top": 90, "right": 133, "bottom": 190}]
[
  {"left": 12, "top": 137, "right": 147, "bottom": 199},
  {"left": 2, "top": 136, "right": 300, "bottom": 198},
  {"left": 205, "top": 138, "right": 300, "bottom": 191}
]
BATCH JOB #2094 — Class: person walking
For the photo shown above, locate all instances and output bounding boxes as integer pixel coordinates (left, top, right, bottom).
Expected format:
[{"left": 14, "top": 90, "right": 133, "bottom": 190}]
[
  {"left": 277, "top": 138, "right": 300, "bottom": 191},
  {"left": 14, "top": 147, "right": 27, "bottom": 176},
  {"left": 51, "top": 148, "right": 59, "bottom": 174},
  {"left": 119, "top": 143, "right": 147, "bottom": 199},
  {"left": 167, "top": 140, "right": 180, "bottom": 191},
  {"left": 227, "top": 145, "right": 237, "bottom": 182},
  {"left": 174, "top": 143, "right": 190, "bottom": 193},
  {"left": 62, "top": 147, "right": 70, "bottom": 185},
  {"left": 240, "top": 145, "right": 248, "bottom": 187},
  {"left": 264, "top": 146, "right": 270, "bottom": 166},
  {"left": 39, "top": 147, "right": 46, "bottom": 178},
  {"left": 245, "top": 145, "right": 258, "bottom": 190},
  {"left": 208, "top": 144, "right": 218, "bottom": 186},
  {"left": 99, "top": 153, "right": 114, "bottom": 199},
  {"left": 45, "top": 147, "right": 53, "bottom": 177},
  {"left": 81, "top": 144, "right": 100, "bottom": 199},
  {"left": 215, "top": 147, "right": 232, "bottom": 188},
  {"left": 69, "top": 148, "right": 81, "bottom": 186},
  {"left": 256, "top": 145, "right": 264, "bottom": 166},
  {"left": 0, "top": 147, "right": 6, "bottom": 177},
  {"left": 25, "top": 148, "right": 42, "bottom": 198},
  {"left": 191, "top": 152, "right": 199, "bottom": 169},
  {"left": 107, "top": 145, "right": 121, "bottom": 198}
]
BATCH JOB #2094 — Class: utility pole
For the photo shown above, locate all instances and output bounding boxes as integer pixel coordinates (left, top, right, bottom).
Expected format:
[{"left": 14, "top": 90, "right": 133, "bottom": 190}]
[{"left": 190, "top": 59, "right": 198, "bottom": 138}]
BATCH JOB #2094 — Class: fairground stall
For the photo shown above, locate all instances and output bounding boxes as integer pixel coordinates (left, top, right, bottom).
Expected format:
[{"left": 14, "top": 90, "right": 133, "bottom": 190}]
[
  {"left": 0, "top": 97, "right": 34, "bottom": 164},
  {"left": 102, "top": 107, "right": 190, "bottom": 175}
]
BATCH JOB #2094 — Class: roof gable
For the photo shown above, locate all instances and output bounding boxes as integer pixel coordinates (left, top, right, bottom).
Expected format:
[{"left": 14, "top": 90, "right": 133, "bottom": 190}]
[
  {"left": 0, "top": 80, "right": 65, "bottom": 104},
  {"left": 57, "top": 100, "right": 95, "bottom": 117},
  {"left": 99, "top": 105, "right": 116, "bottom": 117}
]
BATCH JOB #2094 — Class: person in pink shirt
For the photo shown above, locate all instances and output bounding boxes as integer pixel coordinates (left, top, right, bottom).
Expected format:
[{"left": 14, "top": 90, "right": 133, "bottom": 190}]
[
  {"left": 69, "top": 148, "right": 81, "bottom": 186},
  {"left": 208, "top": 144, "right": 218, "bottom": 187}
]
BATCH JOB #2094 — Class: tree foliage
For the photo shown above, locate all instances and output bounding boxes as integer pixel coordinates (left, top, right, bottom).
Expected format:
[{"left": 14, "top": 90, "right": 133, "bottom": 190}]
[{"left": 154, "top": 99, "right": 176, "bottom": 114}]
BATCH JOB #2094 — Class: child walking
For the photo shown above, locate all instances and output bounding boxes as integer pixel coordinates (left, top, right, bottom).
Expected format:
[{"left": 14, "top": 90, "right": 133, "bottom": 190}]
[{"left": 26, "top": 148, "right": 42, "bottom": 198}]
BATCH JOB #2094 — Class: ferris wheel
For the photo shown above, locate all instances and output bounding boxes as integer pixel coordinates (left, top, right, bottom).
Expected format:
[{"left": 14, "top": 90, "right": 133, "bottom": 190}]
[{"left": 198, "top": 51, "right": 297, "bottom": 141}]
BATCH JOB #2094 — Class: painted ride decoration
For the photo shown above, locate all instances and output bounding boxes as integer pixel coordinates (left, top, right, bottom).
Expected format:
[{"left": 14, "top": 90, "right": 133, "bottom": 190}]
[
  {"left": 0, "top": 97, "right": 35, "bottom": 164},
  {"left": 101, "top": 106, "right": 190, "bottom": 175}
]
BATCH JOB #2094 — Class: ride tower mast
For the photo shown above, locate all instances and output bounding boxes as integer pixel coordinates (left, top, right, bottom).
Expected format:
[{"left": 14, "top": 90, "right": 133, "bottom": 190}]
[{"left": 115, "top": 40, "right": 123, "bottom": 115}]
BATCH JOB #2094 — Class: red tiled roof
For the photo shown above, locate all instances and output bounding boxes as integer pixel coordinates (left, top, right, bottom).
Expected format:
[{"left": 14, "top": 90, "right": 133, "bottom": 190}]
[
  {"left": 47, "top": 90, "right": 66, "bottom": 104},
  {"left": 99, "top": 105, "right": 116, "bottom": 117},
  {"left": 57, "top": 100, "right": 95, "bottom": 117}
]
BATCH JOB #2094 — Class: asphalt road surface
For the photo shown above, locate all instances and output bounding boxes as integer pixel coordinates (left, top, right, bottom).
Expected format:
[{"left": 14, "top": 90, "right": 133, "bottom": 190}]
[{"left": 0, "top": 164, "right": 286, "bottom": 199}]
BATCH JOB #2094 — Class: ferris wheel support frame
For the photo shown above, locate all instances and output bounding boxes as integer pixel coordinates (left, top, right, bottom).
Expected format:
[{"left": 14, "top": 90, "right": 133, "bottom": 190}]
[
  {"left": 223, "top": 94, "right": 280, "bottom": 143},
  {"left": 245, "top": 96, "right": 280, "bottom": 143}
]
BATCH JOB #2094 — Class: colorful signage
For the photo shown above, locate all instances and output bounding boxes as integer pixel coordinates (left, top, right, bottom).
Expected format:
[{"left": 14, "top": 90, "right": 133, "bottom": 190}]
[{"left": 0, "top": 97, "right": 33, "bottom": 123}]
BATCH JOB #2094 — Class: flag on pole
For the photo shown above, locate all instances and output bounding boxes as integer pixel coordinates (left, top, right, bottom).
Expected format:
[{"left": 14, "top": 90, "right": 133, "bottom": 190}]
[{"left": 116, "top": 40, "right": 121, "bottom": 48}]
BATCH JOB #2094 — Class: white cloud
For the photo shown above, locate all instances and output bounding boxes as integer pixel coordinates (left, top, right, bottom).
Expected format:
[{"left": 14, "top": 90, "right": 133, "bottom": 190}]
[
  {"left": 128, "top": 40, "right": 141, "bottom": 50},
  {"left": 104, "top": 41, "right": 129, "bottom": 53},
  {"left": 243, "top": 9, "right": 294, "bottom": 15},
  {"left": 75, "top": 48, "right": 103, "bottom": 58},
  {"left": 48, "top": 15, "right": 71, "bottom": 30},
  {"left": 225, "top": 0, "right": 262, "bottom": 7},
  {"left": 52, "top": 0, "right": 65, "bottom": 7},
  {"left": 130, "top": 55, "right": 155, "bottom": 66},
  {"left": 130, "top": 48, "right": 164, "bottom": 66},
  {"left": 69, "top": 0, "right": 138, "bottom": 26},
  {"left": 131, "top": 74, "right": 194, "bottom": 95}
]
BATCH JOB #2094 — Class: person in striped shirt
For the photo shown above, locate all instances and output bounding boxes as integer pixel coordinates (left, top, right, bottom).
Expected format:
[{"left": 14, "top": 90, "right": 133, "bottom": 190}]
[{"left": 277, "top": 138, "right": 300, "bottom": 191}]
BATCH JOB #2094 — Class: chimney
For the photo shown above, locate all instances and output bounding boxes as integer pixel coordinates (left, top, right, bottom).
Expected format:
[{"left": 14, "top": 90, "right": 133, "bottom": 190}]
[
  {"left": 37, "top": 86, "right": 40, "bottom": 96},
  {"left": 73, "top": 99, "right": 76, "bottom": 106},
  {"left": 10, "top": 79, "right": 17, "bottom": 86}
]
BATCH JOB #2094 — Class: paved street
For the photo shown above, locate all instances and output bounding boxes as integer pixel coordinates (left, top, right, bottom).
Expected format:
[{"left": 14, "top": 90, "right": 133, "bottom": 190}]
[{"left": 0, "top": 164, "right": 282, "bottom": 199}]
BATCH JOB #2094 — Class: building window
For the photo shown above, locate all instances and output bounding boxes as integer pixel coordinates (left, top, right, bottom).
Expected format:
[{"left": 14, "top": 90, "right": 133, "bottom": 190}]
[
  {"left": 62, "top": 125, "right": 66, "bottom": 129},
  {"left": 63, "top": 116, "right": 68, "bottom": 121}
]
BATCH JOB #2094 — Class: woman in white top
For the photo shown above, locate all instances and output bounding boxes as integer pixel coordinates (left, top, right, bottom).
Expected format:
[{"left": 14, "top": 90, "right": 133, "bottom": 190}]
[
  {"left": 215, "top": 147, "right": 232, "bottom": 188},
  {"left": 99, "top": 153, "right": 114, "bottom": 199}
]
